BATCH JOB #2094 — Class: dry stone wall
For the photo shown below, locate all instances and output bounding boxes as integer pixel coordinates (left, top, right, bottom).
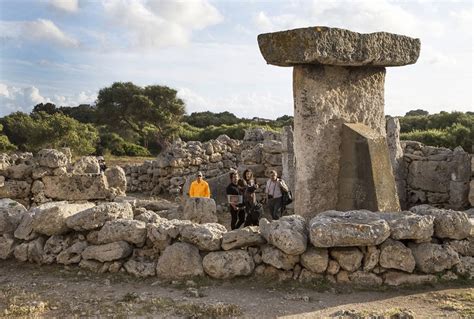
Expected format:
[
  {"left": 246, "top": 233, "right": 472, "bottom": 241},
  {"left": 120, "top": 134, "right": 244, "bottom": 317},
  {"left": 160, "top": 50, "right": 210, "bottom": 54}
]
[
  {"left": 0, "top": 149, "right": 127, "bottom": 207},
  {"left": 1, "top": 198, "right": 473, "bottom": 286}
]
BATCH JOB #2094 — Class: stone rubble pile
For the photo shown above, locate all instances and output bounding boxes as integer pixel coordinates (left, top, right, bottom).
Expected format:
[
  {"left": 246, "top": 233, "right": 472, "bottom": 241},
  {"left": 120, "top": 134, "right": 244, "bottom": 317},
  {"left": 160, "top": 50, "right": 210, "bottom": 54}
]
[
  {"left": 1, "top": 198, "right": 473, "bottom": 286},
  {"left": 0, "top": 149, "right": 127, "bottom": 207},
  {"left": 123, "top": 128, "right": 285, "bottom": 204}
]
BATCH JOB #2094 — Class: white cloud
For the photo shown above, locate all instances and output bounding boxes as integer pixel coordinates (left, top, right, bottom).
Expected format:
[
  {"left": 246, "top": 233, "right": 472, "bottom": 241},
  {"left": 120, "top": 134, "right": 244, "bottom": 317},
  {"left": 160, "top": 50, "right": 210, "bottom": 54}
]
[
  {"left": 0, "top": 83, "right": 96, "bottom": 116},
  {"left": 49, "top": 0, "right": 79, "bottom": 13},
  {"left": 102, "top": 0, "right": 223, "bottom": 49},
  {"left": 0, "top": 19, "right": 79, "bottom": 48},
  {"left": 419, "top": 45, "right": 457, "bottom": 66},
  {"left": 254, "top": 0, "right": 444, "bottom": 38}
]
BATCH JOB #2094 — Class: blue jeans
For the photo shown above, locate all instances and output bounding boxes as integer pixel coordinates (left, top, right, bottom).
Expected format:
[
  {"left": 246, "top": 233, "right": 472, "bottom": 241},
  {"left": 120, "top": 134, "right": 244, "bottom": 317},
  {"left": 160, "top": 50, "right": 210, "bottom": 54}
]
[{"left": 268, "top": 197, "right": 282, "bottom": 220}]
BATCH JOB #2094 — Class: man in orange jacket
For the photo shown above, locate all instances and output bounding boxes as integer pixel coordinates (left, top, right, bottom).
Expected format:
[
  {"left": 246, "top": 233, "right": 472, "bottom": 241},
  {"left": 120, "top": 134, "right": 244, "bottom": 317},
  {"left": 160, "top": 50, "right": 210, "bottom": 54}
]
[{"left": 189, "top": 171, "right": 211, "bottom": 198}]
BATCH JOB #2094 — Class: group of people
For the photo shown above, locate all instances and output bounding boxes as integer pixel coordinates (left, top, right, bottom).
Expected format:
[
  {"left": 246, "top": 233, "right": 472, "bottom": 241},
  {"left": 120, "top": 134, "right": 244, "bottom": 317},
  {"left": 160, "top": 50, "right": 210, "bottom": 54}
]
[{"left": 188, "top": 169, "right": 290, "bottom": 230}]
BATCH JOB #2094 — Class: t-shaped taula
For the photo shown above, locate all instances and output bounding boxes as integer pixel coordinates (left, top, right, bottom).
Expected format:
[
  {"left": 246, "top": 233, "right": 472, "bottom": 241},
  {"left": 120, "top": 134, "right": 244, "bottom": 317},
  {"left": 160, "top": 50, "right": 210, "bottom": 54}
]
[{"left": 258, "top": 26, "right": 420, "bottom": 218}]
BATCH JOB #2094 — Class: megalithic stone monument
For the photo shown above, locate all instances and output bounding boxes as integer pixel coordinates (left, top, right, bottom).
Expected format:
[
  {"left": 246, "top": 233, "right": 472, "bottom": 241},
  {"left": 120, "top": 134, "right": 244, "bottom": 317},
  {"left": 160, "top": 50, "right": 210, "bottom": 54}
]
[{"left": 258, "top": 27, "right": 420, "bottom": 218}]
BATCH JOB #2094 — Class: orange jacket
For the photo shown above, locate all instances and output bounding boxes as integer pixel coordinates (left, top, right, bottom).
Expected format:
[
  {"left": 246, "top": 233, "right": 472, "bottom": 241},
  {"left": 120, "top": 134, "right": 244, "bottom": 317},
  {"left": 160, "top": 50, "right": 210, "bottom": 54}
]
[{"left": 189, "top": 180, "right": 211, "bottom": 198}]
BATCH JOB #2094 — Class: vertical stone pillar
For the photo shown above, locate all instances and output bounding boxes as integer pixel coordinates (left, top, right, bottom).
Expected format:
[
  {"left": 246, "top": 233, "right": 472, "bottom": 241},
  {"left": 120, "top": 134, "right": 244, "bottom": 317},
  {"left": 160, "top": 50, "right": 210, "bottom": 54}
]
[
  {"left": 258, "top": 26, "right": 420, "bottom": 218},
  {"left": 281, "top": 126, "right": 295, "bottom": 193},
  {"left": 386, "top": 116, "right": 407, "bottom": 209}
]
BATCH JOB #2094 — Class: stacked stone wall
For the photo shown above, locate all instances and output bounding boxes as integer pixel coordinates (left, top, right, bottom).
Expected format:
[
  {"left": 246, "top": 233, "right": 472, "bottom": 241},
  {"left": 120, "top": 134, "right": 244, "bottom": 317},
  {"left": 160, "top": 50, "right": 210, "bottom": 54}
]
[
  {"left": 0, "top": 149, "right": 127, "bottom": 207},
  {"left": 1, "top": 197, "right": 473, "bottom": 286}
]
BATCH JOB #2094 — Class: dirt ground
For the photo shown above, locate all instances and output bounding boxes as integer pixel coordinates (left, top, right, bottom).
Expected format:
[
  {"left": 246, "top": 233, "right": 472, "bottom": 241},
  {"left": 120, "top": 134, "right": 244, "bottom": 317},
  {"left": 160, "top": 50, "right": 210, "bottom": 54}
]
[{"left": 1, "top": 260, "right": 473, "bottom": 318}]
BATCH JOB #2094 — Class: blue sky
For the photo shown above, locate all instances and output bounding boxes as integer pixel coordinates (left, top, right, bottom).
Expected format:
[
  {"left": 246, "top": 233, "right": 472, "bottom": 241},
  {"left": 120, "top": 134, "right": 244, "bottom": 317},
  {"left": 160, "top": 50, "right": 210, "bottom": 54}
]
[{"left": 0, "top": 0, "right": 472, "bottom": 118}]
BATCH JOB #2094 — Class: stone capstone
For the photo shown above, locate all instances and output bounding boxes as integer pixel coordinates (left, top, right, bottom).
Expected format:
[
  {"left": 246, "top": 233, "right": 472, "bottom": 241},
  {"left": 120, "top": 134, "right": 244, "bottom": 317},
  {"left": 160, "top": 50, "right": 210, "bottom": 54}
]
[
  {"left": 66, "top": 202, "right": 133, "bottom": 231},
  {"left": 309, "top": 210, "right": 390, "bottom": 247},
  {"left": 81, "top": 241, "right": 132, "bottom": 262},
  {"left": 32, "top": 201, "right": 95, "bottom": 236},
  {"left": 258, "top": 26, "right": 420, "bottom": 67},
  {"left": 221, "top": 226, "right": 266, "bottom": 250},
  {"left": 156, "top": 242, "right": 204, "bottom": 279},
  {"left": 202, "top": 250, "right": 255, "bottom": 279},
  {"left": 259, "top": 215, "right": 307, "bottom": 255},
  {"left": 179, "top": 223, "right": 227, "bottom": 251}
]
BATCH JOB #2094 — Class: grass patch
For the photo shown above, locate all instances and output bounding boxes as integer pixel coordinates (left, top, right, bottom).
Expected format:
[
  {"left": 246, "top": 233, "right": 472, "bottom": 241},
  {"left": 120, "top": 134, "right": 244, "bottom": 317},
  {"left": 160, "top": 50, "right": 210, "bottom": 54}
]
[
  {"left": 427, "top": 289, "right": 474, "bottom": 317},
  {"left": 0, "top": 286, "right": 49, "bottom": 318}
]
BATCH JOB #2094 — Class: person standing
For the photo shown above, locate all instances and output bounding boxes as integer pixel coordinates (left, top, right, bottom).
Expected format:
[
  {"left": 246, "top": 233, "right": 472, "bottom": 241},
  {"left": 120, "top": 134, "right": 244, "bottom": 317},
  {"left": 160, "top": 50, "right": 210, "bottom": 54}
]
[
  {"left": 264, "top": 170, "right": 288, "bottom": 220},
  {"left": 226, "top": 171, "right": 246, "bottom": 229},
  {"left": 188, "top": 171, "right": 211, "bottom": 198}
]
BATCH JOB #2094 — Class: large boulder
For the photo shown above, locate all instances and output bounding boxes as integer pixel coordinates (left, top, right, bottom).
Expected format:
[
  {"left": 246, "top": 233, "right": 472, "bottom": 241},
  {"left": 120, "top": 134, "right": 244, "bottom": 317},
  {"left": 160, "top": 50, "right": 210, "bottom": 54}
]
[
  {"left": 0, "top": 198, "right": 27, "bottom": 234},
  {"left": 32, "top": 201, "right": 95, "bottom": 236},
  {"left": 261, "top": 245, "right": 299, "bottom": 270},
  {"left": 42, "top": 174, "right": 113, "bottom": 201},
  {"left": 82, "top": 241, "right": 132, "bottom": 262},
  {"left": 203, "top": 250, "right": 255, "bottom": 279},
  {"left": 0, "top": 180, "right": 30, "bottom": 199},
  {"left": 14, "top": 212, "right": 37, "bottom": 241},
  {"left": 179, "top": 223, "right": 227, "bottom": 251},
  {"left": 409, "top": 242, "right": 460, "bottom": 273},
  {"left": 6, "top": 164, "right": 32, "bottom": 180},
  {"left": 221, "top": 226, "right": 266, "bottom": 250},
  {"left": 300, "top": 247, "right": 328, "bottom": 273},
  {"left": 71, "top": 156, "right": 100, "bottom": 174},
  {"left": 66, "top": 202, "right": 133, "bottom": 231},
  {"left": 156, "top": 242, "right": 204, "bottom": 279},
  {"left": 259, "top": 215, "right": 307, "bottom": 255},
  {"left": 380, "top": 211, "right": 434, "bottom": 241},
  {"left": 37, "top": 149, "right": 69, "bottom": 168},
  {"left": 182, "top": 197, "right": 217, "bottom": 224},
  {"left": 97, "top": 219, "right": 147, "bottom": 245},
  {"left": 410, "top": 206, "right": 471, "bottom": 240},
  {"left": 105, "top": 166, "right": 127, "bottom": 196},
  {"left": 330, "top": 247, "right": 363, "bottom": 272},
  {"left": 379, "top": 239, "right": 415, "bottom": 273},
  {"left": 454, "top": 256, "right": 474, "bottom": 279},
  {"left": 0, "top": 234, "right": 15, "bottom": 259},
  {"left": 309, "top": 210, "right": 390, "bottom": 247},
  {"left": 446, "top": 238, "right": 474, "bottom": 257},
  {"left": 147, "top": 219, "right": 192, "bottom": 251}
]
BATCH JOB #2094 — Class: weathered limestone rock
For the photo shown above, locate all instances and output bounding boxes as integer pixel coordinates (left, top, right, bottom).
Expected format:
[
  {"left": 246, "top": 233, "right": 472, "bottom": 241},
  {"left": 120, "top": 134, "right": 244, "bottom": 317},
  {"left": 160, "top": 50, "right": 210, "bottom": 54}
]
[
  {"left": 281, "top": 126, "right": 295, "bottom": 193},
  {"left": 386, "top": 116, "right": 407, "bottom": 208},
  {"left": 57, "top": 241, "right": 88, "bottom": 264},
  {"left": 156, "top": 242, "right": 204, "bottom": 279},
  {"left": 258, "top": 27, "right": 419, "bottom": 218},
  {"left": 203, "top": 250, "right": 255, "bottom": 279},
  {"left": 454, "top": 256, "right": 474, "bottom": 279},
  {"left": 337, "top": 123, "right": 400, "bottom": 212},
  {"left": 6, "top": 164, "right": 32, "bottom": 180},
  {"left": 408, "top": 161, "right": 451, "bottom": 193},
  {"left": 147, "top": 219, "right": 191, "bottom": 251},
  {"left": 0, "top": 234, "right": 15, "bottom": 259},
  {"left": 27, "top": 237, "right": 45, "bottom": 264},
  {"left": 42, "top": 235, "right": 71, "bottom": 264},
  {"left": 180, "top": 223, "right": 227, "bottom": 251},
  {"left": 330, "top": 247, "right": 363, "bottom": 272},
  {"left": 79, "top": 259, "right": 109, "bottom": 273},
  {"left": 383, "top": 271, "right": 437, "bottom": 286},
  {"left": 97, "top": 219, "right": 147, "bottom": 245},
  {"left": 43, "top": 174, "right": 113, "bottom": 201},
  {"left": 37, "top": 149, "right": 69, "bottom": 168},
  {"left": 326, "top": 259, "right": 340, "bottom": 275},
  {"left": 446, "top": 238, "right": 474, "bottom": 257},
  {"left": 309, "top": 210, "right": 390, "bottom": 247},
  {"left": 261, "top": 245, "right": 299, "bottom": 270},
  {"left": 0, "top": 198, "right": 27, "bottom": 234},
  {"left": 380, "top": 211, "right": 434, "bottom": 241},
  {"left": 32, "top": 201, "right": 95, "bottom": 236},
  {"left": 379, "top": 239, "right": 415, "bottom": 273},
  {"left": 263, "top": 139, "right": 282, "bottom": 154},
  {"left": 14, "top": 242, "right": 28, "bottom": 261},
  {"left": 409, "top": 242, "right": 460, "bottom": 273},
  {"left": 0, "top": 180, "right": 30, "bottom": 199},
  {"left": 124, "top": 260, "right": 156, "bottom": 277},
  {"left": 410, "top": 206, "right": 471, "bottom": 240},
  {"left": 66, "top": 202, "right": 133, "bottom": 231},
  {"left": 81, "top": 241, "right": 132, "bottom": 262},
  {"left": 71, "top": 156, "right": 100, "bottom": 174},
  {"left": 259, "top": 215, "right": 307, "bottom": 255},
  {"left": 182, "top": 197, "right": 217, "bottom": 224},
  {"left": 363, "top": 246, "right": 380, "bottom": 272},
  {"left": 349, "top": 271, "right": 383, "bottom": 286},
  {"left": 105, "top": 166, "right": 127, "bottom": 196},
  {"left": 221, "top": 226, "right": 266, "bottom": 250},
  {"left": 300, "top": 247, "right": 328, "bottom": 273},
  {"left": 258, "top": 27, "right": 420, "bottom": 67}
]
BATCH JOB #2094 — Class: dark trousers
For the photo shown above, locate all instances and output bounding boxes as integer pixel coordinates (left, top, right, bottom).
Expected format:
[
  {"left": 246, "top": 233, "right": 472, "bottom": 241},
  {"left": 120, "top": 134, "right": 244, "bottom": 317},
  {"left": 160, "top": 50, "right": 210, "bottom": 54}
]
[
  {"left": 230, "top": 206, "right": 246, "bottom": 230},
  {"left": 268, "top": 197, "right": 282, "bottom": 220}
]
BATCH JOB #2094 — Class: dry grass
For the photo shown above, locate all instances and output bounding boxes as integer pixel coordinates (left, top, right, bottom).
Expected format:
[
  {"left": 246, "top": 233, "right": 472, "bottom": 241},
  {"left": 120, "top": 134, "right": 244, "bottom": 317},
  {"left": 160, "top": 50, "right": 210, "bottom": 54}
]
[{"left": 426, "top": 289, "right": 474, "bottom": 317}]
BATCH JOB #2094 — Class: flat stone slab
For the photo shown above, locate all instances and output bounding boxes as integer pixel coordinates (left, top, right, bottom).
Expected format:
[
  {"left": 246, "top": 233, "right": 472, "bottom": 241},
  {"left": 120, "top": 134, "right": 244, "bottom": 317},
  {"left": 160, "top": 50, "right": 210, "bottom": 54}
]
[{"left": 258, "top": 26, "right": 420, "bottom": 67}]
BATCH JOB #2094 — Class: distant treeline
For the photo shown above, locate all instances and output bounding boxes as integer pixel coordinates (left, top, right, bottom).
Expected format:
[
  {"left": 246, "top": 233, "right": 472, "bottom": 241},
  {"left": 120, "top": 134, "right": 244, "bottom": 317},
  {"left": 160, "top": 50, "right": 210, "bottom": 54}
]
[{"left": 0, "top": 82, "right": 472, "bottom": 156}]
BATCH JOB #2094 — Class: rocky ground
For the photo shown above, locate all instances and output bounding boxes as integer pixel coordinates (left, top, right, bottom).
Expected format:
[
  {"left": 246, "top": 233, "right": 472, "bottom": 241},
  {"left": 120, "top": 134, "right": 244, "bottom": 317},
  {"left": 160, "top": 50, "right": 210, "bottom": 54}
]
[{"left": 1, "top": 260, "right": 472, "bottom": 318}]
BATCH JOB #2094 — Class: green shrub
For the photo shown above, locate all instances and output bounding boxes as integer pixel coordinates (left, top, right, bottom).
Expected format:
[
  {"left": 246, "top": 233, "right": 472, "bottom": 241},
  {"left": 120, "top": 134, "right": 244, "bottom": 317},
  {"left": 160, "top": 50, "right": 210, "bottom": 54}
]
[
  {"left": 120, "top": 142, "right": 151, "bottom": 156},
  {"left": 97, "top": 131, "right": 150, "bottom": 156},
  {"left": 0, "top": 135, "right": 17, "bottom": 152}
]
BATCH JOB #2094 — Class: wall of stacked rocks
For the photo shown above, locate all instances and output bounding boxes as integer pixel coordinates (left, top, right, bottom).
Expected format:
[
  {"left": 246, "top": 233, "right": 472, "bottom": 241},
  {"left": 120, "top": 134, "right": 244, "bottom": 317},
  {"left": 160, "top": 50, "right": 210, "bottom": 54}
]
[
  {"left": 123, "top": 128, "right": 285, "bottom": 205},
  {"left": 0, "top": 149, "right": 127, "bottom": 207},
  {"left": 1, "top": 197, "right": 473, "bottom": 286}
]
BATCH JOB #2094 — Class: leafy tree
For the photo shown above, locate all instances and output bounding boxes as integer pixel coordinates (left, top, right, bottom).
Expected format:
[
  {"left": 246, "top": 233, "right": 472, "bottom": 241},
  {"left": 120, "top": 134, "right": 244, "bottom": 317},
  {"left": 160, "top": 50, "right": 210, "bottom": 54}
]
[
  {"left": 183, "top": 111, "right": 240, "bottom": 127},
  {"left": 97, "top": 131, "right": 150, "bottom": 156},
  {"left": 405, "top": 109, "right": 429, "bottom": 116},
  {"left": 32, "top": 102, "right": 58, "bottom": 115},
  {"left": 95, "top": 82, "right": 185, "bottom": 149},
  {"left": 59, "top": 104, "right": 97, "bottom": 123},
  {"left": 0, "top": 124, "right": 17, "bottom": 152}
]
